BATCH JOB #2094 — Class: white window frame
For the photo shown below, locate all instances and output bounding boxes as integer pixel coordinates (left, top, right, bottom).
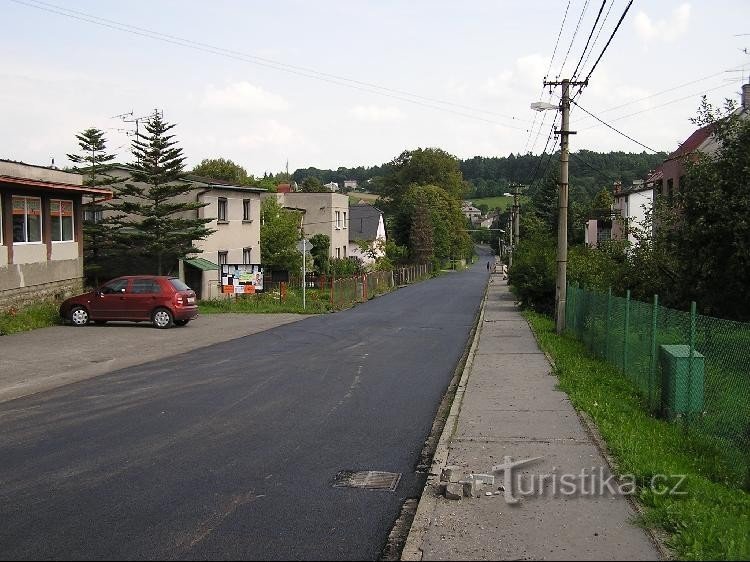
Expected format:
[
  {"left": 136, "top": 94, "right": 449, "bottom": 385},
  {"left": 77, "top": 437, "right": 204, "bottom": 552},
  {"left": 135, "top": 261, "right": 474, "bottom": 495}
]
[
  {"left": 343, "top": 211, "right": 347, "bottom": 228},
  {"left": 50, "top": 199, "right": 75, "bottom": 243},
  {"left": 12, "top": 195, "right": 43, "bottom": 244},
  {"left": 218, "top": 251, "right": 228, "bottom": 266},
  {"left": 243, "top": 199, "right": 252, "bottom": 222},
  {"left": 335, "top": 210, "right": 341, "bottom": 230},
  {"left": 243, "top": 247, "right": 252, "bottom": 264}
]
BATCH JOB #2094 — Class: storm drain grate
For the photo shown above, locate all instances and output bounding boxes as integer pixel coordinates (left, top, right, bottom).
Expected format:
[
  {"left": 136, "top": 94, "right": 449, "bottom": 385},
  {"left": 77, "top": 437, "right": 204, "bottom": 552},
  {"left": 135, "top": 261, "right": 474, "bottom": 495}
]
[{"left": 332, "top": 470, "right": 402, "bottom": 491}]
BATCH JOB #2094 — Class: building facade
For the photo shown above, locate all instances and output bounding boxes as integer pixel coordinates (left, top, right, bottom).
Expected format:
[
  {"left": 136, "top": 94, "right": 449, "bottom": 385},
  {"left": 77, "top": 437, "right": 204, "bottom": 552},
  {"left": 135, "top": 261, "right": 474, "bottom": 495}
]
[{"left": 0, "top": 160, "right": 111, "bottom": 308}]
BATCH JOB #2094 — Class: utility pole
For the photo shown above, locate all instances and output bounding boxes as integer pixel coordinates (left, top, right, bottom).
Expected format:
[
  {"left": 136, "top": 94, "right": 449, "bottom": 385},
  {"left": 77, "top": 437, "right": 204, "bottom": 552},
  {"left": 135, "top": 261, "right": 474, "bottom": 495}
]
[
  {"left": 544, "top": 78, "right": 587, "bottom": 334},
  {"left": 509, "top": 183, "right": 525, "bottom": 248}
]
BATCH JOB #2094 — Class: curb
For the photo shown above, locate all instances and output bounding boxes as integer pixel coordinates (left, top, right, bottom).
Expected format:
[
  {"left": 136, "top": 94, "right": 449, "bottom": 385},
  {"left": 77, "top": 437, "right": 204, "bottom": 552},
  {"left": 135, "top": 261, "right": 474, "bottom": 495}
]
[{"left": 400, "top": 273, "right": 493, "bottom": 561}]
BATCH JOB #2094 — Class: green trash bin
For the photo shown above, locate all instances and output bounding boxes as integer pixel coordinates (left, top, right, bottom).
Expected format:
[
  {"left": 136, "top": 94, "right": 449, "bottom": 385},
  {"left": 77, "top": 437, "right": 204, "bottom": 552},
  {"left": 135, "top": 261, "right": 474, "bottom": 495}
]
[{"left": 659, "top": 344, "right": 704, "bottom": 420}]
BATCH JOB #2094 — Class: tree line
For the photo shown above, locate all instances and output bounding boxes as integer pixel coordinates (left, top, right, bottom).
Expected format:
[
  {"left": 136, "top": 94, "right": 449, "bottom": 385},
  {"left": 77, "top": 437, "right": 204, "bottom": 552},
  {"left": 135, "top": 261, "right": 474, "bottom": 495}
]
[{"left": 508, "top": 96, "right": 750, "bottom": 322}]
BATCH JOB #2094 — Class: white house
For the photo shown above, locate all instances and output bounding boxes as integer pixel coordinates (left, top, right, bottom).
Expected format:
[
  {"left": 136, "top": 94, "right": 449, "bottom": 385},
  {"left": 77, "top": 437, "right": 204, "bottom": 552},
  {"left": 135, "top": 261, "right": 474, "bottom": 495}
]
[{"left": 348, "top": 203, "right": 386, "bottom": 265}]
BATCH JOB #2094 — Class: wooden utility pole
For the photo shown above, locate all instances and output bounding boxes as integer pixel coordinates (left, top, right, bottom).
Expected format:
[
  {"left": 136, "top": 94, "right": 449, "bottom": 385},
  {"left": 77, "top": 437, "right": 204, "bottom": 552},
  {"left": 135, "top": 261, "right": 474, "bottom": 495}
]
[
  {"left": 544, "top": 78, "right": 587, "bottom": 334},
  {"left": 509, "top": 183, "right": 525, "bottom": 249}
]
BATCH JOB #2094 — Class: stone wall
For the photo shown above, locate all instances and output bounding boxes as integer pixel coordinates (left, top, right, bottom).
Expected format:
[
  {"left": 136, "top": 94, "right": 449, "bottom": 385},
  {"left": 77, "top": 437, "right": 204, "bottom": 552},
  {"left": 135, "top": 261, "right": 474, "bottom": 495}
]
[{"left": 0, "top": 259, "right": 85, "bottom": 311}]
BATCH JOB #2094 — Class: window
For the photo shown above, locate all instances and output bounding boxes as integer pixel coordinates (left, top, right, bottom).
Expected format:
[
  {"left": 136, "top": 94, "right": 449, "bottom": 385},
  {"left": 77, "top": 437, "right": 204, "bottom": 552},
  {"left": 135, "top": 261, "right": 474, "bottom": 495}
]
[
  {"left": 335, "top": 211, "right": 341, "bottom": 229},
  {"left": 218, "top": 251, "right": 228, "bottom": 265},
  {"left": 131, "top": 279, "right": 162, "bottom": 294},
  {"left": 83, "top": 205, "right": 103, "bottom": 224},
  {"left": 169, "top": 278, "right": 191, "bottom": 292},
  {"left": 218, "top": 198, "right": 228, "bottom": 222},
  {"left": 343, "top": 212, "right": 347, "bottom": 228},
  {"left": 100, "top": 278, "right": 128, "bottom": 294},
  {"left": 243, "top": 248, "right": 252, "bottom": 264},
  {"left": 243, "top": 199, "right": 251, "bottom": 221},
  {"left": 336, "top": 247, "right": 341, "bottom": 259},
  {"left": 50, "top": 199, "right": 75, "bottom": 242},
  {"left": 12, "top": 196, "right": 42, "bottom": 243},
  {"left": 343, "top": 245, "right": 346, "bottom": 258}
]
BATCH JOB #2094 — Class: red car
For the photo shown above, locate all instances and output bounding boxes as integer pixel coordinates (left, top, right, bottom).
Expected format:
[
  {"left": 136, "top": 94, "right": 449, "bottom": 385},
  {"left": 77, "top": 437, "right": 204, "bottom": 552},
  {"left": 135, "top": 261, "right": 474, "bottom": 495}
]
[{"left": 60, "top": 276, "right": 198, "bottom": 329}]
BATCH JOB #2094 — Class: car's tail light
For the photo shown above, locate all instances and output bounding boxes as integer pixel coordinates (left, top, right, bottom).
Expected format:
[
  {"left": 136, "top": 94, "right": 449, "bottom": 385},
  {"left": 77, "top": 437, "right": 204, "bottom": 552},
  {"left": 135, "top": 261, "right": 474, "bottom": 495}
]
[{"left": 174, "top": 293, "right": 184, "bottom": 306}]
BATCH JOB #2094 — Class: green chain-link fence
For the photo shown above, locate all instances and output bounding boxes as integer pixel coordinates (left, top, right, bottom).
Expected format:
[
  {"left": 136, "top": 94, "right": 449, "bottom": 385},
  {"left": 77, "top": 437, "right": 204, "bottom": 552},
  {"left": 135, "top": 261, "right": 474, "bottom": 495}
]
[{"left": 566, "top": 284, "right": 750, "bottom": 481}]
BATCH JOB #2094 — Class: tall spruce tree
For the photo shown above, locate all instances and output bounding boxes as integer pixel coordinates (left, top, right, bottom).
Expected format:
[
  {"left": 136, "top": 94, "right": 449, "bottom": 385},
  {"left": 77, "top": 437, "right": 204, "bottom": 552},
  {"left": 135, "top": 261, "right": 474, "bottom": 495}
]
[
  {"left": 110, "top": 111, "right": 214, "bottom": 275},
  {"left": 67, "top": 128, "right": 120, "bottom": 286}
]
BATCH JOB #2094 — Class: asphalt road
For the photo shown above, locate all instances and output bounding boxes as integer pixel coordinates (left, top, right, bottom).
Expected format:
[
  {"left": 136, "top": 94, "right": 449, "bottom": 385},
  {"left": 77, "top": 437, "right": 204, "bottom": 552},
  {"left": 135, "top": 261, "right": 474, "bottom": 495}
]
[{"left": 0, "top": 252, "right": 490, "bottom": 561}]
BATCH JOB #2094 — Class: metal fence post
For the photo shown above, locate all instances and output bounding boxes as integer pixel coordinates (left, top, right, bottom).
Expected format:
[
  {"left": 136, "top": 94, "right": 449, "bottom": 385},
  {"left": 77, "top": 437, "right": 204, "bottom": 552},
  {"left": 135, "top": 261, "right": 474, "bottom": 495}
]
[
  {"left": 623, "top": 289, "right": 631, "bottom": 375},
  {"left": 650, "top": 294, "right": 659, "bottom": 411},
  {"left": 688, "top": 301, "right": 696, "bottom": 424},
  {"left": 605, "top": 287, "right": 612, "bottom": 362}
]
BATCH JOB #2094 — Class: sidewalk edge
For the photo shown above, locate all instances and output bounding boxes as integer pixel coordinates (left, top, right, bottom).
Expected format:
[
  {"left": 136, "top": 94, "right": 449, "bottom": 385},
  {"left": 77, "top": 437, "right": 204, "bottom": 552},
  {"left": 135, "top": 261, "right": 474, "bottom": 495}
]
[
  {"left": 400, "top": 275, "right": 492, "bottom": 561},
  {"left": 523, "top": 315, "right": 673, "bottom": 562}
]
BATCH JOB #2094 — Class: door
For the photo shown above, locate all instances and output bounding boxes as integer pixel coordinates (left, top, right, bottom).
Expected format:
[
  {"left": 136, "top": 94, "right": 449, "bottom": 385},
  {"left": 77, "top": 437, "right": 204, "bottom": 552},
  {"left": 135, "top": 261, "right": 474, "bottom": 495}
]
[
  {"left": 89, "top": 278, "right": 130, "bottom": 319},
  {"left": 126, "top": 278, "right": 165, "bottom": 320}
]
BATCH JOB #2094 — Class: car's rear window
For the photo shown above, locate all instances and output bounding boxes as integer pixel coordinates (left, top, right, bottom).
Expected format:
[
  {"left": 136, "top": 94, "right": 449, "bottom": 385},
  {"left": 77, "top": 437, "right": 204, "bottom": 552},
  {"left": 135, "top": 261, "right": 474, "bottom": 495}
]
[{"left": 169, "top": 278, "right": 192, "bottom": 292}]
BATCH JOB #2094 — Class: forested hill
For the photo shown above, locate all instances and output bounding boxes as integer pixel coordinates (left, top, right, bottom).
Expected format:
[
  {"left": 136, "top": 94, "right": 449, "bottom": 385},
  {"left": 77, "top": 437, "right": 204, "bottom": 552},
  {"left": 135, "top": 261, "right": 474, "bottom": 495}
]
[{"left": 292, "top": 150, "right": 667, "bottom": 201}]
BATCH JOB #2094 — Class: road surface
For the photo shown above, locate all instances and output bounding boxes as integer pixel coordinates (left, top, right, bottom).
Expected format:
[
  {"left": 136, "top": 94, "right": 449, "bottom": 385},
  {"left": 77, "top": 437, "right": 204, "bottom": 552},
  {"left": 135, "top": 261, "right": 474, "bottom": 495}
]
[{"left": 0, "top": 254, "right": 489, "bottom": 560}]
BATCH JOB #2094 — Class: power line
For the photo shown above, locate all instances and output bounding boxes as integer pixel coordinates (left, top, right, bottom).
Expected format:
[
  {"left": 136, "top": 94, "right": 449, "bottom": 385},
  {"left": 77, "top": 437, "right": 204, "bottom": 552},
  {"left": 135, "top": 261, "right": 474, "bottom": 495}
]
[
  {"left": 559, "top": 0, "right": 591, "bottom": 77},
  {"left": 572, "top": 100, "right": 660, "bottom": 152},
  {"left": 10, "top": 0, "right": 532, "bottom": 129},
  {"left": 582, "top": 0, "right": 633, "bottom": 84},
  {"left": 571, "top": 0, "right": 608, "bottom": 81},
  {"left": 576, "top": 81, "right": 734, "bottom": 131},
  {"left": 577, "top": 0, "right": 616, "bottom": 82}
]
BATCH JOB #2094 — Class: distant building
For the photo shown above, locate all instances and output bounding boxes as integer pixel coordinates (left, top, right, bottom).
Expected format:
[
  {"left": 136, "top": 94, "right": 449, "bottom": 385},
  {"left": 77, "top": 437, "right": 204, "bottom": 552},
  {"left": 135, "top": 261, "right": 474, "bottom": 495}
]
[
  {"left": 324, "top": 181, "right": 339, "bottom": 192},
  {"left": 461, "top": 201, "right": 482, "bottom": 224},
  {"left": 343, "top": 179, "right": 358, "bottom": 191},
  {"left": 262, "top": 192, "right": 350, "bottom": 259},
  {"left": 348, "top": 203, "right": 386, "bottom": 265}
]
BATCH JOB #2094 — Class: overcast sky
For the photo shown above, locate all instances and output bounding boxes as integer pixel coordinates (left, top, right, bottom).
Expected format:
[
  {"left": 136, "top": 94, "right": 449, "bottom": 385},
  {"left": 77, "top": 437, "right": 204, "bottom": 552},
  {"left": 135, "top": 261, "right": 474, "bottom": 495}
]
[{"left": 1, "top": 0, "right": 748, "bottom": 177}]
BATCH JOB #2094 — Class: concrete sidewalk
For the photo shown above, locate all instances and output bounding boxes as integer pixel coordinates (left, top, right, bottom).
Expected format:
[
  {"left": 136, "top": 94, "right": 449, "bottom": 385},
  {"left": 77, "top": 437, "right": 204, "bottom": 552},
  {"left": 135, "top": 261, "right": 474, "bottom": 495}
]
[{"left": 403, "top": 273, "right": 661, "bottom": 561}]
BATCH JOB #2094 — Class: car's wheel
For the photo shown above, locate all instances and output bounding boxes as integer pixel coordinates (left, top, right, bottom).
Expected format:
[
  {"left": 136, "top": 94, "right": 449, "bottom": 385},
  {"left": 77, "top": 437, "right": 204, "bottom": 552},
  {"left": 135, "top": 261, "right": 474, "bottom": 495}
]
[
  {"left": 69, "top": 306, "right": 89, "bottom": 327},
  {"left": 174, "top": 319, "right": 190, "bottom": 327},
  {"left": 152, "top": 307, "right": 174, "bottom": 329}
]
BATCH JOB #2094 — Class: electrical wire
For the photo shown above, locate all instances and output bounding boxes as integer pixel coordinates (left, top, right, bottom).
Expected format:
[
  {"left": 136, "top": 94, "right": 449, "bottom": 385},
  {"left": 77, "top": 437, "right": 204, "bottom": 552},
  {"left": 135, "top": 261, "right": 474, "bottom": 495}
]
[
  {"left": 571, "top": 0, "right": 608, "bottom": 81},
  {"left": 571, "top": 100, "right": 659, "bottom": 152},
  {"left": 559, "top": 0, "right": 591, "bottom": 78},
  {"left": 10, "top": 0, "right": 532, "bottom": 129},
  {"left": 582, "top": 0, "right": 633, "bottom": 85}
]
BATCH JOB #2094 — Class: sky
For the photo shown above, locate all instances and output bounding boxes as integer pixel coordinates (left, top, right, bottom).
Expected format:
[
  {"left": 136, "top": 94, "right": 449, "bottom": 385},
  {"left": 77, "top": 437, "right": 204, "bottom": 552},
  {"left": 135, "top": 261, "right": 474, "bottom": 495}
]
[{"left": 1, "top": 0, "right": 749, "bottom": 177}]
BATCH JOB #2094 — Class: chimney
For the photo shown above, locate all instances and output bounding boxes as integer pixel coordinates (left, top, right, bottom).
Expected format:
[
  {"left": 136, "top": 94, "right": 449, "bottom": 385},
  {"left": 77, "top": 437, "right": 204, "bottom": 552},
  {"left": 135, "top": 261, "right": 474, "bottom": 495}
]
[{"left": 743, "top": 81, "right": 750, "bottom": 110}]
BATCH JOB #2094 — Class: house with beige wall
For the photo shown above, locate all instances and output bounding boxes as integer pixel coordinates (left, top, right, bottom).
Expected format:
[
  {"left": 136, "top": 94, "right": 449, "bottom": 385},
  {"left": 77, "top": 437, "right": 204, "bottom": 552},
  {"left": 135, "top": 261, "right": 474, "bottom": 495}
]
[
  {"left": 95, "top": 166, "right": 264, "bottom": 300},
  {"left": 185, "top": 182, "right": 264, "bottom": 300},
  {"left": 262, "top": 192, "right": 350, "bottom": 259},
  {"left": 0, "top": 160, "right": 112, "bottom": 308}
]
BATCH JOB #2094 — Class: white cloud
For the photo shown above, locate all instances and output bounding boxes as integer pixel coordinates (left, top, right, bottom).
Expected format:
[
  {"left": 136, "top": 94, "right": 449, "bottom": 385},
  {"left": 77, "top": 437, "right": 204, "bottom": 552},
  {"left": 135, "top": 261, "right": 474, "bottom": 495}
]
[
  {"left": 233, "top": 119, "right": 303, "bottom": 148},
  {"left": 201, "top": 81, "right": 290, "bottom": 113},
  {"left": 634, "top": 4, "right": 691, "bottom": 43},
  {"left": 348, "top": 105, "right": 405, "bottom": 123}
]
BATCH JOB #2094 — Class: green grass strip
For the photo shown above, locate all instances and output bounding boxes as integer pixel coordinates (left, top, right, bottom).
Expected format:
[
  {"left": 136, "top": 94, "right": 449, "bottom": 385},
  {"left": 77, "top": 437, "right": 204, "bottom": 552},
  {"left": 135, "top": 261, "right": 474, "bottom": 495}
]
[
  {"left": 0, "top": 301, "right": 61, "bottom": 335},
  {"left": 524, "top": 311, "right": 750, "bottom": 561}
]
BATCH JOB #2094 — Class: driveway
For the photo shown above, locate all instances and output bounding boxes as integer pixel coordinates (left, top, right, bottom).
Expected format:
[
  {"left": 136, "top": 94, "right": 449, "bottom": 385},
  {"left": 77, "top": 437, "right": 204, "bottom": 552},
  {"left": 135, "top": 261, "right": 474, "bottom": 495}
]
[{"left": 0, "top": 313, "right": 307, "bottom": 404}]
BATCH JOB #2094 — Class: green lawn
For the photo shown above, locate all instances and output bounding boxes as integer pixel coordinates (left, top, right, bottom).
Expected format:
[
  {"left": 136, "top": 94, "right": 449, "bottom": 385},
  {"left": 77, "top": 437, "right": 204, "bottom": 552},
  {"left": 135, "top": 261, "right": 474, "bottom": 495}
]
[{"left": 525, "top": 311, "right": 750, "bottom": 561}]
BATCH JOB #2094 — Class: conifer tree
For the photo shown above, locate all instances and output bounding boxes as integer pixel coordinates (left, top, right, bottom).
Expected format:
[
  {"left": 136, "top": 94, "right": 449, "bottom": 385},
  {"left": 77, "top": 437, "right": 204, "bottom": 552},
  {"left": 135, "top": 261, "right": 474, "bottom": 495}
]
[
  {"left": 110, "top": 111, "right": 214, "bottom": 275},
  {"left": 67, "top": 128, "right": 120, "bottom": 286}
]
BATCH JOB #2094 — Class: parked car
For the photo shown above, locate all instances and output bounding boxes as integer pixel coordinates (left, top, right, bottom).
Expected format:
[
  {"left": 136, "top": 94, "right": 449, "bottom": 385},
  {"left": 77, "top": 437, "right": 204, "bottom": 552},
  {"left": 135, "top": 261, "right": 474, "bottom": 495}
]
[{"left": 60, "top": 276, "right": 198, "bottom": 329}]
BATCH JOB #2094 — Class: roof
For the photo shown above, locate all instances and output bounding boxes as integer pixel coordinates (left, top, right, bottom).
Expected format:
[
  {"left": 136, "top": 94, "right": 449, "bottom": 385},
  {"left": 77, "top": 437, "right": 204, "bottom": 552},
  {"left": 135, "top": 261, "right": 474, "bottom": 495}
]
[
  {"left": 666, "top": 123, "right": 715, "bottom": 161},
  {"left": 0, "top": 175, "right": 113, "bottom": 198},
  {"left": 349, "top": 204, "right": 382, "bottom": 241},
  {"left": 184, "top": 257, "right": 219, "bottom": 271}
]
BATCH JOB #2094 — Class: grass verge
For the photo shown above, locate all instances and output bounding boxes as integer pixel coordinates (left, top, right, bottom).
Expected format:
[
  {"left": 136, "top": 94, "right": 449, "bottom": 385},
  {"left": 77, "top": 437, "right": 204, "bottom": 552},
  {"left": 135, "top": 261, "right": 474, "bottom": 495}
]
[
  {"left": 199, "top": 288, "right": 332, "bottom": 314},
  {"left": 0, "top": 301, "right": 61, "bottom": 335},
  {"left": 524, "top": 311, "right": 750, "bottom": 561}
]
